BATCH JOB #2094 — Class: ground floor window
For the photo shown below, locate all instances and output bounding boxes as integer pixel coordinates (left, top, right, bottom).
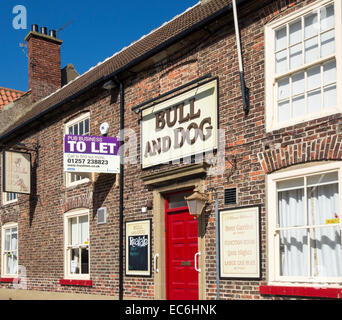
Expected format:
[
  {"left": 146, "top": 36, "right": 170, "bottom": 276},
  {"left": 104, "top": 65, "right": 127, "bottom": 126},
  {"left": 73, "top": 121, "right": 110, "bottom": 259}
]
[
  {"left": 267, "top": 162, "right": 342, "bottom": 284},
  {"left": 1, "top": 223, "right": 18, "bottom": 277},
  {"left": 64, "top": 209, "right": 89, "bottom": 279}
]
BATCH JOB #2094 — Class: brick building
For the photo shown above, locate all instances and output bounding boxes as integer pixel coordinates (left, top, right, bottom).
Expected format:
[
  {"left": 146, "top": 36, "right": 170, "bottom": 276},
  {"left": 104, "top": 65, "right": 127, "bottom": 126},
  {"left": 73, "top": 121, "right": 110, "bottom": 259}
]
[{"left": 0, "top": 0, "right": 342, "bottom": 300}]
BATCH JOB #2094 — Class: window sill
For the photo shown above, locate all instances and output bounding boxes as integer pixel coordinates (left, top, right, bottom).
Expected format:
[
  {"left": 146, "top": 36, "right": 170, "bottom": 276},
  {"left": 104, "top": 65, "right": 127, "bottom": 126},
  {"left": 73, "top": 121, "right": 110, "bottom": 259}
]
[
  {"left": 59, "top": 279, "right": 92, "bottom": 287},
  {"left": 260, "top": 285, "right": 342, "bottom": 299},
  {"left": 0, "top": 278, "right": 19, "bottom": 283}
]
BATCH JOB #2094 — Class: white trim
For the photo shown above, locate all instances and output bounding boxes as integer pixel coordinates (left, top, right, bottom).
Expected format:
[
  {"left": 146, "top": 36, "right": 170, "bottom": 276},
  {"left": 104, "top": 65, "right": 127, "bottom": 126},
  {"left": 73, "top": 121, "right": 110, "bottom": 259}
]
[
  {"left": 63, "top": 208, "right": 90, "bottom": 280},
  {"left": 265, "top": 0, "right": 342, "bottom": 132},
  {"left": 267, "top": 161, "right": 342, "bottom": 285},
  {"left": 2, "top": 192, "right": 18, "bottom": 206},
  {"left": 1, "top": 222, "right": 18, "bottom": 278}
]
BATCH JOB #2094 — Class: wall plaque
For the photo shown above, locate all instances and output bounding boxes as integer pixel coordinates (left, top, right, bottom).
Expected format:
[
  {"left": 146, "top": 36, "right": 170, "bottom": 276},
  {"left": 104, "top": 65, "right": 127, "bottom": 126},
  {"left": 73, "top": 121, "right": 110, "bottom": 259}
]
[{"left": 219, "top": 206, "right": 261, "bottom": 279}]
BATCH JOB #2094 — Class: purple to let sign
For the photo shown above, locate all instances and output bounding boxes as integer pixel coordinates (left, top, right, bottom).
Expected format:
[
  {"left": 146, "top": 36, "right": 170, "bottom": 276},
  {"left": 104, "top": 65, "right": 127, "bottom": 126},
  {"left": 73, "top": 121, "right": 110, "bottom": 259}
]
[
  {"left": 64, "top": 135, "right": 120, "bottom": 174},
  {"left": 64, "top": 135, "right": 119, "bottom": 155}
]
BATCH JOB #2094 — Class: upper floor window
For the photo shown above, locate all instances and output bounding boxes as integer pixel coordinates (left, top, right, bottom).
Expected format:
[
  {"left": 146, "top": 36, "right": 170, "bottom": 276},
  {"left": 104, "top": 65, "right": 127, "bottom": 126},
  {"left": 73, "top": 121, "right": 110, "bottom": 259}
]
[
  {"left": 2, "top": 192, "right": 17, "bottom": 206},
  {"left": 265, "top": 0, "right": 341, "bottom": 131},
  {"left": 65, "top": 113, "right": 90, "bottom": 187}
]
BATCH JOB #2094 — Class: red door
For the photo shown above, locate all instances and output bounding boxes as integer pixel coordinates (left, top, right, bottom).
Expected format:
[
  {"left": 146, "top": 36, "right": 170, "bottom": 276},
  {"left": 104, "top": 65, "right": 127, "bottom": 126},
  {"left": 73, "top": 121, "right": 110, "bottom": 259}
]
[{"left": 165, "top": 190, "right": 199, "bottom": 300}]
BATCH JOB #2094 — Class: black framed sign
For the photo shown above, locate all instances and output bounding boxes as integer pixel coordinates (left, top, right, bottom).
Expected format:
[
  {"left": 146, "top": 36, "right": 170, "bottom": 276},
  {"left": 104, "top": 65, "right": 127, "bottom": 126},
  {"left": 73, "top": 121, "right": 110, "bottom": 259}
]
[
  {"left": 2, "top": 150, "right": 31, "bottom": 194},
  {"left": 219, "top": 206, "right": 261, "bottom": 279},
  {"left": 125, "top": 219, "right": 152, "bottom": 277}
]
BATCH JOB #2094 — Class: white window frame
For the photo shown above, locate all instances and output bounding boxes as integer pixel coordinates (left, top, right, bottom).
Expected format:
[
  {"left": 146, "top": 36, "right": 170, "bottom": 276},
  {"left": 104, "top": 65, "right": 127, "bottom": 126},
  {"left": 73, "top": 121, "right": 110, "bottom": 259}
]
[
  {"left": 267, "top": 161, "right": 342, "bottom": 286},
  {"left": 265, "top": 0, "right": 342, "bottom": 132},
  {"left": 63, "top": 209, "right": 90, "bottom": 280},
  {"left": 1, "top": 222, "right": 18, "bottom": 277},
  {"left": 2, "top": 192, "right": 18, "bottom": 206},
  {"left": 64, "top": 113, "right": 90, "bottom": 188}
]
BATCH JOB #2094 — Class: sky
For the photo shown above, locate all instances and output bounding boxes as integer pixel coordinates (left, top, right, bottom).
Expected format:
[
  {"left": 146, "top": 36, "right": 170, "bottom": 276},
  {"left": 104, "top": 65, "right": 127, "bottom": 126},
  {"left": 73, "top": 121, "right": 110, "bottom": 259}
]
[{"left": 0, "top": 0, "right": 199, "bottom": 92}]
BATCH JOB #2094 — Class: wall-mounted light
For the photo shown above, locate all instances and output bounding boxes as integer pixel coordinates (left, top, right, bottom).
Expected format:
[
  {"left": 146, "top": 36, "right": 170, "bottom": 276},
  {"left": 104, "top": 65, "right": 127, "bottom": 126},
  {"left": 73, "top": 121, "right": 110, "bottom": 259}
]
[
  {"left": 184, "top": 187, "right": 212, "bottom": 219},
  {"left": 102, "top": 80, "right": 116, "bottom": 90}
]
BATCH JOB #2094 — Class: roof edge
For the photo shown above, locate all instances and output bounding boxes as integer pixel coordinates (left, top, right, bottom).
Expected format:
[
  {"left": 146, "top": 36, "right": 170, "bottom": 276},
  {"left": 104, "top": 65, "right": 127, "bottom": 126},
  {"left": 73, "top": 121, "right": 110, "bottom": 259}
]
[{"left": 0, "top": 0, "right": 250, "bottom": 143}]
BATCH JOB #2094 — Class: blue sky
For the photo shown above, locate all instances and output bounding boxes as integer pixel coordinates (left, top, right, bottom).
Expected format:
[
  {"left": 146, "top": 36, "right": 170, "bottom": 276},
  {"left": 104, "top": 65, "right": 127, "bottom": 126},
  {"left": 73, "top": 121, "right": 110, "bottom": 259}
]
[{"left": 0, "top": 0, "right": 198, "bottom": 92}]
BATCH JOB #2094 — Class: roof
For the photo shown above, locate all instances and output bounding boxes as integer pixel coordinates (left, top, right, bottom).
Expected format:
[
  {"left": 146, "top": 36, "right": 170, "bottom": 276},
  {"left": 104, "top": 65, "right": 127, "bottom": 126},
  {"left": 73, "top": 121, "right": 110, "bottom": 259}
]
[
  {"left": 1, "top": 0, "right": 250, "bottom": 141},
  {"left": 0, "top": 87, "right": 25, "bottom": 110}
]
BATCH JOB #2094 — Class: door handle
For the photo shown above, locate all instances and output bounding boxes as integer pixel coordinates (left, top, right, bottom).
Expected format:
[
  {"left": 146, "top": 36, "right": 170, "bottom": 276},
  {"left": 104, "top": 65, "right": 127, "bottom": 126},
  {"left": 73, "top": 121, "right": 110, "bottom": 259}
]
[
  {"left": 194, "top": 252, "right": 201, "bottom": 273},
  {"left": 154, "top": 253, "right": 159, "bottom": 273}
]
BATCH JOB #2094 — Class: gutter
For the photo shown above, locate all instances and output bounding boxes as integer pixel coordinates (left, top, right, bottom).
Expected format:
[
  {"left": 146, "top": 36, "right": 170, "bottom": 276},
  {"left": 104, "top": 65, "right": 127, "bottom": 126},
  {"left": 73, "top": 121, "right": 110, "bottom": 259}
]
[{"left": 0, "top": 0, "right": 250, "bottom": 143}]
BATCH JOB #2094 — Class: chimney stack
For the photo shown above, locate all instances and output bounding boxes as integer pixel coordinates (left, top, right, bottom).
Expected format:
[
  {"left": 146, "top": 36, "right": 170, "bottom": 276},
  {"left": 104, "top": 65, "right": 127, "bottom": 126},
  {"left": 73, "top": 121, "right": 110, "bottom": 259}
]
[{"left": 25, "top": 24, "right": 63, "bottom": 103}]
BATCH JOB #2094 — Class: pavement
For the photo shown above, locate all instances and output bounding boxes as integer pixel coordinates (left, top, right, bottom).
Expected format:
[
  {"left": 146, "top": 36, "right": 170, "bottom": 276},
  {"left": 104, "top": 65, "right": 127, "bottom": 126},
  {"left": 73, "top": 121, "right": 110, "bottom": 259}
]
[{"left": 0, "top": 288, "right": 117, "bottom": 300}]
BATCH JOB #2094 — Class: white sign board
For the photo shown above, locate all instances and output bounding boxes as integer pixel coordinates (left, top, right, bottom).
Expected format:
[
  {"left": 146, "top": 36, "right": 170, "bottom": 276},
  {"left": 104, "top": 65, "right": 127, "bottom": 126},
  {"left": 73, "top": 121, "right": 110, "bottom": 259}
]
[
  {"left": 219, "top": 206, "right": 260, "bottom": 279},
  {"left": 141, "top": 79, "right": 218, "bottom": 168},
  {"left": 2, "top": 151, "right": 31, "bottom": 194}
]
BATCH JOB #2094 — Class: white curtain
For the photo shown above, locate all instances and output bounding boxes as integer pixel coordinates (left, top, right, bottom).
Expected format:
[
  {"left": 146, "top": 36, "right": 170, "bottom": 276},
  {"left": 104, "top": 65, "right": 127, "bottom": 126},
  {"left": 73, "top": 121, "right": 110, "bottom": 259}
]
[
  {"left": 278, "top": 188, "right": 308, "bottom": 276},
  {"left": 278, "top": 181, "right": 342, "bottom": 278},
  {"left": 308, "top": 183, "right": 342, "bottom": 277}
]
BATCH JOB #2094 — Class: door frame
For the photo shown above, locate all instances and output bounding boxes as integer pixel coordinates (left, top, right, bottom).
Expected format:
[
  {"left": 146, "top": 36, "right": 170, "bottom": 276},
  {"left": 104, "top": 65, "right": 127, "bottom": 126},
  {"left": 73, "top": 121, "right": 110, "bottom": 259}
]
[{"left": 152, "top": 177, "right": 206, "bottom": 300}]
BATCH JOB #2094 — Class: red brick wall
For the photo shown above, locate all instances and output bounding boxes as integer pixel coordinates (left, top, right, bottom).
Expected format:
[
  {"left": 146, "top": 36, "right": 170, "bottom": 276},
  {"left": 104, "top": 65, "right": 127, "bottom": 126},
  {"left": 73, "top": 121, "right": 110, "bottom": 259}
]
[
  {"left": 1, "top": 0, "right": 340, "bottom": 300},
  {"left": 27, "top": 34, "right": 62, "bottom": 102}
]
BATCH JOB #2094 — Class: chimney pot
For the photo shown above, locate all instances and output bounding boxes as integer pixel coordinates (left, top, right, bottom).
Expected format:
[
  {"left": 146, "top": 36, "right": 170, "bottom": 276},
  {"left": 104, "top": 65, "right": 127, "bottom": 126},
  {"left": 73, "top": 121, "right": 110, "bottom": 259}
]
[
  {"left": 40, "top": 27, "right": 47, "bottom": 35},
  {"left": 49, "top": 29, "right": 57, "bottom": 38},
  {"left": 31, "top": 24, "right": 39, "bottom": 32}
]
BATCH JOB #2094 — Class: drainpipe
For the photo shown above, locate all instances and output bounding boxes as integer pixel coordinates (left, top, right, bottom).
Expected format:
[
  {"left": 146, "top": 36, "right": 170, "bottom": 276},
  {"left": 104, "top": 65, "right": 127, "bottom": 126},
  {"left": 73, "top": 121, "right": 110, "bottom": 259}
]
[
  {"left": 215, "top": 196, "right": 220, "bottom": 300},
  {"left": 232, "top": 0, "right": 249, "bottom": 116},
  {"left": 113, "top": 76, "right": 124, "bottom": 300}
]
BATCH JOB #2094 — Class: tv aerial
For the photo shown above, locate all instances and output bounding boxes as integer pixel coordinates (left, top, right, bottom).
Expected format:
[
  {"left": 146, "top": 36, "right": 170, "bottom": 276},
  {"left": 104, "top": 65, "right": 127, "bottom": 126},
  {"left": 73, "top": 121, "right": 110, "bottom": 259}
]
[{"left": 56, "top": 20, "right": 74, "bottom": 38}]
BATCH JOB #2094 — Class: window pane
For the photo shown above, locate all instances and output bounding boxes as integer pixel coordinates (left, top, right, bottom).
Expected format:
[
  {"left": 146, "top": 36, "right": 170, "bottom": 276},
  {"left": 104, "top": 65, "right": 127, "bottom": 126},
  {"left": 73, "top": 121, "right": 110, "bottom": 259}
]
[
  {"left": 275, "top": 50, "right": 287, "bottom": 74},
  {"left": 277, "top": 177, "right": 304, "bottom": 191},
  {"left": 323, "top": 85, "right": 336, "bottom": 109},
  {"left": 292, "top": 72, "right": 305, "bottom": 96},
  {"left": 292, "top": 95, "right": 305, "bottom": 118},
  {"left": 7, "top": 253, "right": 17, "bottom": 275},
  {"left": 275, "top": 26, "right": 287, "bottom": 51},
  {"left": 278, "top": 77, "right": 290, "bottom": 100},
  {"left": 310, "top": 226, "right": 342, "bottom": 277},
  {"left": 280, "top": 229, "right": 308, "bottom": 277},
  {"left": 81, "top": 248, "right": 89, "bottom": 274},
  {"left": 289, "top": 43, "right": 302, "bottom": 69},
  {"left": 70, "top": 217, "right": 78, "bottom": 245},
  {"left": 11, "top": 229, "right": 17, "bottom": 250},
  {"left": 278, "top": 100, "right": 290, "bottom": 122},
  {"left": 321, "top": 30, "right": 335, "bottom": 57},
  {"left": 323, "top": 60, "right": 336, "bottom": 85},
  {"left": 79, "top": 121, "right": 84, "bottom": 135},
  {"left": 304, "top": 12, "right": 318, "bottom": 39},
  {"left": 169, "top": 192, "right": 192, "bottom": 209},
  {"left": 320, "top": 4, "right": 334, "bottom": 32},
  {"left": 73, "top": 124, "right": 78, "bottom": 135},
  {"left": 289, "top": 19, "right": 302, "bottom": 45},
  {"left": 307, "top": 183, "right": 338, "bottom": 225},
  {"left": 278, "top": 188, "right": 305, "bottom": 227},
  {"left": 84, "top": 119, "right": 89, "bottom": 135},
  {"left": 307, "top": 90, "right": 321, "bottom": 114},
  {"left": 4, "top": 229, "right": 10, "bottom": 250},
  {"left": 79, "top": 215, "right": 89, "bottom": 245},
  {"left": 304, "top": 37, "right": 319, "bottom": 63},
  {"left": 71, "top": 248, "right": 80, "bottom": 274},
  {"left": 307, "top": 172, "right": 338, "bottom": 187},
  {"left": 307, "top": 65, "right": 321, "bottom": 90}
]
